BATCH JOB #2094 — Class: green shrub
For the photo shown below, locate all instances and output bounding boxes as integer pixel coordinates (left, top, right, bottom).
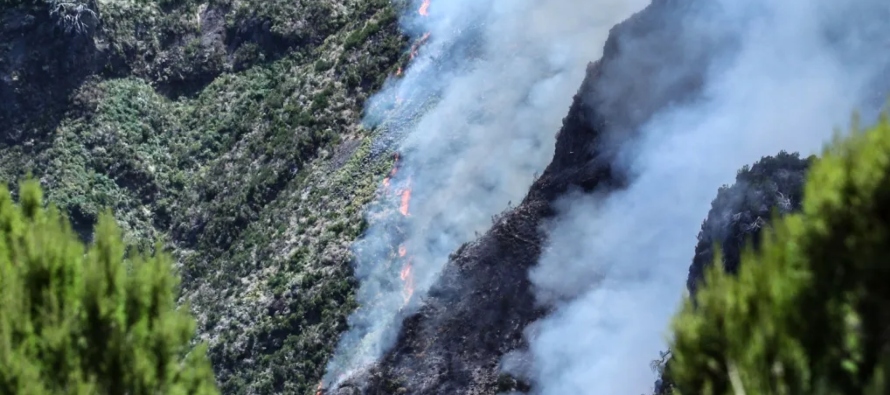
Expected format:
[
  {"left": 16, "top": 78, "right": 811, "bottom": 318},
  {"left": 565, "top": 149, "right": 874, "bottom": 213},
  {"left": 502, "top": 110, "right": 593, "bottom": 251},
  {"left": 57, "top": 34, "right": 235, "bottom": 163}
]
[
  {"left": 0, "top": 179, "right": 218, "bottom": 395},
  {"left": 668, "top": 116, "right": 890, "bottom": 395}
]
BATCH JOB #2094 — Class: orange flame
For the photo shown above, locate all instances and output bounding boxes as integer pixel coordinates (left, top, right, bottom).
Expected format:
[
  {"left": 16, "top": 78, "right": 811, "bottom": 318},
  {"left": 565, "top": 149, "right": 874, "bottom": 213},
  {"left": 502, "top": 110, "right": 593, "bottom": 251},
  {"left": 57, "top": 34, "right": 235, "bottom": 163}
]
[
  {"left": 388, "top": 151, "right": 414, "bottom": 304},
  {"left": 399, "top": 189, "right": 412, "bottom": 216},
  {"left": 400, "top": 261, "right": 412, "bottom": 281},
  {"left": 405, "top": 274, "right": 415, "bottom": 301},
  {"left": 315, "top": 382, "right": 324, "bottom": 395},
  {"left": 396, "top": 66, "right": 403, "bottom": 76},
  {"left": 400, "top": 259, "right": 415, "bottom": 302},
  {"left": 418, "top": 0, "right": 430, "bottom": 16},
  {"left": 409, "top": 32, "right": 431, "bottom": 61},
  {"left": 383, "top": 153, "right": 401, "bottom": 192}
]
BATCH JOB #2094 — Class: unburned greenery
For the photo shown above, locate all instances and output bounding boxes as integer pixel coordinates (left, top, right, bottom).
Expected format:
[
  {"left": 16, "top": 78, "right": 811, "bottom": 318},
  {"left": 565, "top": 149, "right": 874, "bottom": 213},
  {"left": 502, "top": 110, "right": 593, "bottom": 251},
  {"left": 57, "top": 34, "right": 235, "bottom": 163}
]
[
  {"left": 0, "top": 0, "right": 413, "bottom": 392},
  {"left": 0, "top": 179, "right": 218, "bottom": 395},
  {"left": 666, "top": 116, "right": 890, "bottom": 394}
]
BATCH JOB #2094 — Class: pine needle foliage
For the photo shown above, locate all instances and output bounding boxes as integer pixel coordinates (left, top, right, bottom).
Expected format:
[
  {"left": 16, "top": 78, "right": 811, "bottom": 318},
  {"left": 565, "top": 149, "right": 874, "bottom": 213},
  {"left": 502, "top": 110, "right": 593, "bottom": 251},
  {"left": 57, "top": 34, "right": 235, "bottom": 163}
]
[
  {"left": 0, "top": 179, "right": 218, "bottom": 395},
  {"left": 668, "top": 115, "right": 890, "bottom": 395}
]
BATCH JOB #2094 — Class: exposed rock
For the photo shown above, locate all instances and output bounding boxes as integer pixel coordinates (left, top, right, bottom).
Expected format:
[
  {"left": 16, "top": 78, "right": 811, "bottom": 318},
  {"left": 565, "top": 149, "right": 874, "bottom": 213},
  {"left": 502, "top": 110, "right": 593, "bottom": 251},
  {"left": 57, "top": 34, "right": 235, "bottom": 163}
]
[
  {"left": 686, "top": 151, "right": 813, "bottom": 295},
  {"left": 0, "top": 0, "right": 105, "bottom": 144}
]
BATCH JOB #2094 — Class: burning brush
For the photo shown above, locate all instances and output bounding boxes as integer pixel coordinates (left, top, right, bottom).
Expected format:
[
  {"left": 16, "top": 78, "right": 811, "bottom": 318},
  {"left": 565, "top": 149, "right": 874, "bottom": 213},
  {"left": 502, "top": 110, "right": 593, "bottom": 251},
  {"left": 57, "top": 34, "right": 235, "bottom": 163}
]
[{"left": 382, "top": 152, "right": 417, "bottom": 306}]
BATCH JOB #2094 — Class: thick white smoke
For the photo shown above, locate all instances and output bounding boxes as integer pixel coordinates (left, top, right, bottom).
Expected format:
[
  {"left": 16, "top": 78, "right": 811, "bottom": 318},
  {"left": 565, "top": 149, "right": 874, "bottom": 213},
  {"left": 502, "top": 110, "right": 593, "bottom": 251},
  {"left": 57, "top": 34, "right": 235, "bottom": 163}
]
[
  {"left": 323, "top": 0, "right": 650, "bottom": 387},
  {"left": 527, "top": 0, "right": 890, "bottom": 394}
]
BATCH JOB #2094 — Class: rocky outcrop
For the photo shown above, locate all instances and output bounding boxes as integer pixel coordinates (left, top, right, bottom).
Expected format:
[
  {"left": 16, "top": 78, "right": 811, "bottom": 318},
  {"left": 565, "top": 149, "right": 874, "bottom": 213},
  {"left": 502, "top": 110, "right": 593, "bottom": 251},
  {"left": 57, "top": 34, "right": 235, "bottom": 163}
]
[
  {"left": 686, "top": 152, "right": 813, "bottom": 294},
  {"left": 0, "top": 0, "right": 373, "bottom": 143},
  {"left": 329, "top": 0, "right": 731, "bottom": 393},
  {"left": 0, "top": 0, "right": 103, "bottom": 144},
  {"left": 653, "top": 152, "right": 813, "bottom": 395}
]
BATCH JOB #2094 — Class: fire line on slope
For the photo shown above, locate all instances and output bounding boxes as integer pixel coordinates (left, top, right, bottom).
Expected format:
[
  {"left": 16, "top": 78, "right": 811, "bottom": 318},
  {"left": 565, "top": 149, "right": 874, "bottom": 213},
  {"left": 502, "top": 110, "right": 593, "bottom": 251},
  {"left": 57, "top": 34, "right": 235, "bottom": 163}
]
[
  {"left": 321, "top": 0, "right": 445, "bottom": 388},
  {"left": 382, "top": 152, "right": 416, "bottom": 306}
]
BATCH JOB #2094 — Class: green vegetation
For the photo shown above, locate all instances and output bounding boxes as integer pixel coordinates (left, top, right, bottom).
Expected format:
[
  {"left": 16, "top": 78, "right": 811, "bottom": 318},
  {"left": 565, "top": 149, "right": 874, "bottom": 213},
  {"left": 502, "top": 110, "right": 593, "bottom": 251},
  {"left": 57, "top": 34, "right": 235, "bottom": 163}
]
[
  {"left": 0, "top": 0, "right": 413, "bottom": 392},
  {"left": 0, "top": 179, "right": 218, "bottom": 394},
  {"left": 666, "top": 116, "right": 890, "bottom": 394}
]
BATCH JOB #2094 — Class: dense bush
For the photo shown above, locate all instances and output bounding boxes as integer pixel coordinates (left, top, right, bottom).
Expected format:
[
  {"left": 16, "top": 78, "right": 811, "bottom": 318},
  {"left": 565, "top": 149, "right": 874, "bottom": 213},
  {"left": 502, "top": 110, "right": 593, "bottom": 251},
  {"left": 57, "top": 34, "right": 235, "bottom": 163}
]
[
  {"left": 0, "top": 179, "right": 218, "bottom": 394},
  {"left": 0, "top": 0, "right": 408, "bottom": 391},
  {"left": 667, "top": 116, "right": 890, "bottom": 394}
]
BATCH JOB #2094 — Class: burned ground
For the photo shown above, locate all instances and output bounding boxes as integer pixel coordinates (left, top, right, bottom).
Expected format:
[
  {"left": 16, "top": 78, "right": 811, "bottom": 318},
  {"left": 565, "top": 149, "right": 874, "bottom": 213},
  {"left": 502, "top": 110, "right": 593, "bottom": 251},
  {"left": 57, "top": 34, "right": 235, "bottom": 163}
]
[{"left": 327, "top": 0, "right": 734, "bottom": 393}]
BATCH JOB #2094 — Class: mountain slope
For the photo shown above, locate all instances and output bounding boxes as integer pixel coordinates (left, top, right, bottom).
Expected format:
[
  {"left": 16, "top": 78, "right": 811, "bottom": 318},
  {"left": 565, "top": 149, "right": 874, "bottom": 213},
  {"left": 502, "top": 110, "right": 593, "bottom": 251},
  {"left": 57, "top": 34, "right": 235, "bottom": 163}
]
[
  {"left": 328, "top": 0, "right": 727, "bottom": 392},
  {"left": 0, "top": 0, "right": 414, "bottom": 393}
]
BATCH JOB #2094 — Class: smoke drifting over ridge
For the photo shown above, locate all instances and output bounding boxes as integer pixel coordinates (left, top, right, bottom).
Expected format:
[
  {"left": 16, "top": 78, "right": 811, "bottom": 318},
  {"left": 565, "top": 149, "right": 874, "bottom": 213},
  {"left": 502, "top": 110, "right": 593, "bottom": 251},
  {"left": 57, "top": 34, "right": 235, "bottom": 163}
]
[
  {"left": 322, "top": 0, "right": 650, "bottom": 387},
  {"left": 527, "top": 0, "right": 890, "bottom": 394}
]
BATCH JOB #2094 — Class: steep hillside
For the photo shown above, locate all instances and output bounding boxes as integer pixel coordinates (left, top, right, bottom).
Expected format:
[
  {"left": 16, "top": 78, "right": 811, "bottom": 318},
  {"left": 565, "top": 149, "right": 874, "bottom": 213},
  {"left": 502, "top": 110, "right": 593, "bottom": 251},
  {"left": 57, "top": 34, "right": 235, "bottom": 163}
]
[
  {"left": 328, "top": 0, "right": 890, "bottom": 391},
  {"left": 0, "top": 0, "right": 413, "bottom": 393},
  {"left": 9, "top": 0, "right": 885, "bottom": 394},
  {"left": 328, "top": 0, "right": 725, "bottom": 392}
]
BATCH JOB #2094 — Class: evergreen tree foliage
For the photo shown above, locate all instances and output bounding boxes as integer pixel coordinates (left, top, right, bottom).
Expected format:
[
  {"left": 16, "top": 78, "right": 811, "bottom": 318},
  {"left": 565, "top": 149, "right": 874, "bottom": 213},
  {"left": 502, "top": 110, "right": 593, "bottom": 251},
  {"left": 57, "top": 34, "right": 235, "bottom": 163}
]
[
  {"left": 667, "top": 115, "right": 890, "bottom": 395},
  {"left": 0, "top": 179, "right": 218, "bottom": 394}
]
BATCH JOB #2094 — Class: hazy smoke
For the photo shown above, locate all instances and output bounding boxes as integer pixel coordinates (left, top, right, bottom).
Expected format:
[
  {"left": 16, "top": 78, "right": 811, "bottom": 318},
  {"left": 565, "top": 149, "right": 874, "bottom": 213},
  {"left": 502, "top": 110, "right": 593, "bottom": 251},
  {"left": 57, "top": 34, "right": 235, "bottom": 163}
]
[
  {"left": 527, "top": 0, "right": 890, "bottom": 394},
  {"left": 323, "top": 0, "right": 650, "bottom": 387}
]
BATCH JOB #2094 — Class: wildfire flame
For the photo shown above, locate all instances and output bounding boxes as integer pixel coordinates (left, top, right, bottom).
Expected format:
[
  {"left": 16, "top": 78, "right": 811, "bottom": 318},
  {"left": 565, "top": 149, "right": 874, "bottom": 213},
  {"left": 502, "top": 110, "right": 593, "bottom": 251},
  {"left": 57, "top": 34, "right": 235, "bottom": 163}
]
[
  {"left": 400, "top": 260, "right": 412, "bottom": 281},
  {"left": 395, "top": 30, "right": 430, "bottom": 79},
  {"left": 382, "top": 153, "right": 401, "bottom": 193},
  {"left": 315, "top": 382, "right": 324, "bottom": 395},
  {"left": 409, "top": 32, "right": 431, "bottom": 61},
  {"left": 380, "top": 151, "right": 416, "bottom": 305},
  {"left": 400, "top": 258, "right": 415, "bottom": 302},
  {"left": 398, "top": 184, "right": 414, "bottom": 302},
  {"left": 418, "top": 0, "right": 430, "bottom": 16},
  {"left": 399, "top": 188, "right": 412, "bottom": 216}
]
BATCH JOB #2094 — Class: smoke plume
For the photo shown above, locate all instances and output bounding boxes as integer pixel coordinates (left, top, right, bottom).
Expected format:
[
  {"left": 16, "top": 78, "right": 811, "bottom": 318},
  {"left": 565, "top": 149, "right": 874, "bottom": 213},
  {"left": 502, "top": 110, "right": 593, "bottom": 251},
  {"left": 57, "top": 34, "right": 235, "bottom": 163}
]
[
  {"left": 527, "top": 0, "right": 890, "bottom": 394},
  {"left": 323, "top": 0, "right": 650, "bottom": 387}
]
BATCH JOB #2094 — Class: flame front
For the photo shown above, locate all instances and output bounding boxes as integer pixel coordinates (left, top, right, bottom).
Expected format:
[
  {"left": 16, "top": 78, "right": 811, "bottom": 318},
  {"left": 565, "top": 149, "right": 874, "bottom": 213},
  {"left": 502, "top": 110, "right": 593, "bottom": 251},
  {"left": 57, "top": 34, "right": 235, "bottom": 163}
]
[
  {"left": 409, "top": 33, "right": 431, "bottom": 61},
  {"left": 315, "top": 381, "right": 324, "bottom": 395},
  {"left": 399, "top": 189, "right": 412, "bottom": 216},
  {"left": 397, "top": 2, "right": 428, "bottom": 78},
  {"left": 399, "top": 260, "right": 412, "bottom": 281},
  {"left": 392, "top": 163, "right": 414, "bottom": 303},
  {"left": 382, "top": 153, "right": 401, "bottom": 193},
  {"left": 400, "top": 259, "right": 415, "bottom": 302}
]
